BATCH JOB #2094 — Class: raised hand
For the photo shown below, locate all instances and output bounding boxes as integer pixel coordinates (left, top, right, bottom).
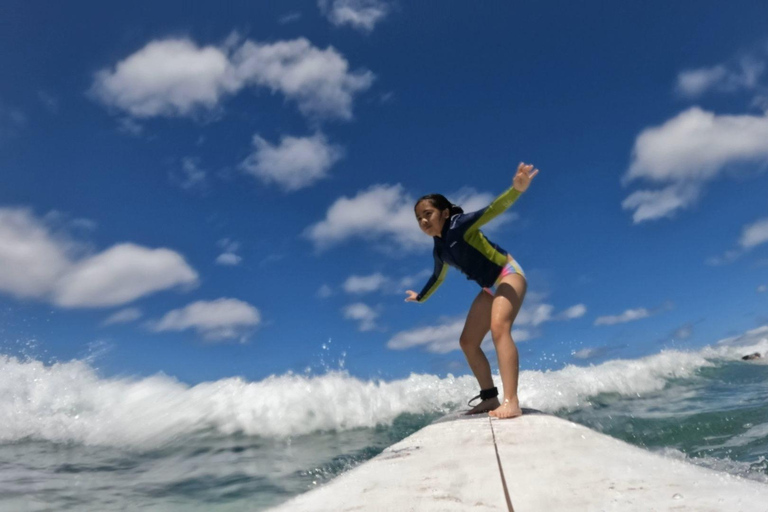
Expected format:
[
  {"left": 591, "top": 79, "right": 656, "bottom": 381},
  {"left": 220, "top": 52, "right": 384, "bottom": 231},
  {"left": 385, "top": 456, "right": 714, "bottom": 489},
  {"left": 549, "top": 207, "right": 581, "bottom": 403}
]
[
  {"left": 513, "top": 162, "right": 539, "bottom": 193},
  {"left": 404, "top": 290, "right": 418, "bottom": 302}
]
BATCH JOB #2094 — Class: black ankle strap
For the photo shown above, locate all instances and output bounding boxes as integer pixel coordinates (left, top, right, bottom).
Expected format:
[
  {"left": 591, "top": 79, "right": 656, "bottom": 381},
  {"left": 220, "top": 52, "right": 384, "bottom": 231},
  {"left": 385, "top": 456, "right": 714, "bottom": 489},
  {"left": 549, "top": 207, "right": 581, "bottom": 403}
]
[
  {"left": 468, "top": 386, "right": 498, "bottom": 407},
  {"left": 480, "top": 386, "right": 499, "bottom": 400}
]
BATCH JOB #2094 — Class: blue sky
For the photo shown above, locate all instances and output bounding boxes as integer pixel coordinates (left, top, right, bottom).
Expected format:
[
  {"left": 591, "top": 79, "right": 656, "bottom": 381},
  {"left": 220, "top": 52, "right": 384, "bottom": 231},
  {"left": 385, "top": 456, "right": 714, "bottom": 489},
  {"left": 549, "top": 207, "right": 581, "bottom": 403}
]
[{"left": 1, "top": 0, "right": 767, "bottom": 384}]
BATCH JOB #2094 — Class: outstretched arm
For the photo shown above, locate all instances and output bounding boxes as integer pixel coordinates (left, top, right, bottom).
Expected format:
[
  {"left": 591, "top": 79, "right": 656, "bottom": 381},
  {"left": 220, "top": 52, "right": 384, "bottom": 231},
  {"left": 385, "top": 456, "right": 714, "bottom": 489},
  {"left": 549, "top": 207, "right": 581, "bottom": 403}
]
[
  {"left": 462, "top": 162, "right": 539, "bottom": 232},
  {"left": 405, "top": 251, "right": 448, "bottom": 303}
]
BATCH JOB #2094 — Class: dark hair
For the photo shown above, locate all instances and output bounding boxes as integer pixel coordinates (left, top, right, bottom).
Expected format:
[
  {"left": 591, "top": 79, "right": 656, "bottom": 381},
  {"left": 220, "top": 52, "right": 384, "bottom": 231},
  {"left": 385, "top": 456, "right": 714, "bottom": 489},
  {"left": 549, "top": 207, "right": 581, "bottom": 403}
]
[{"left": 415, "top": 194, "right": 464, "bottom": 217}]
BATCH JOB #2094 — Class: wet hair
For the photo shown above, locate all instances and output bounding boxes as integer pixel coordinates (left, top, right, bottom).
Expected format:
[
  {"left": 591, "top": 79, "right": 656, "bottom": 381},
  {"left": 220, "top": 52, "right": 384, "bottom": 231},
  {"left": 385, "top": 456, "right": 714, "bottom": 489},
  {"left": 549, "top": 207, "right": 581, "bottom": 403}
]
[{"left": 415, "top": 194, "right": 464, "bottom": 217}]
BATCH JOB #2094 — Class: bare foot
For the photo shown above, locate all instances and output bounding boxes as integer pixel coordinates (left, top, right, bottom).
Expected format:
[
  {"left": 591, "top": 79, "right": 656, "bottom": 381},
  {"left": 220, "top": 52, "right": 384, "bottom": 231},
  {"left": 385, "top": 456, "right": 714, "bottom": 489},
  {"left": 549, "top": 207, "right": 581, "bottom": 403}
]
[
  {"left": 489, "top": 398, "right": 522, "bottom": 419},
  {"left": 465, "top": 397, "right": 500, "bottom": 415}
]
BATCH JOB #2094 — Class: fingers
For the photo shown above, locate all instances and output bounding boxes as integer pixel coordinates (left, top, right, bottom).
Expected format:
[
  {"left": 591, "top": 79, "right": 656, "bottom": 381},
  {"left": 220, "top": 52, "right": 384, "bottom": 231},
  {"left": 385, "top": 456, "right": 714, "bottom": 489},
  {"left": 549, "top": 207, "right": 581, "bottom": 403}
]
[{"left": 517, "top": 162, "right": 535, "bottom": 175}]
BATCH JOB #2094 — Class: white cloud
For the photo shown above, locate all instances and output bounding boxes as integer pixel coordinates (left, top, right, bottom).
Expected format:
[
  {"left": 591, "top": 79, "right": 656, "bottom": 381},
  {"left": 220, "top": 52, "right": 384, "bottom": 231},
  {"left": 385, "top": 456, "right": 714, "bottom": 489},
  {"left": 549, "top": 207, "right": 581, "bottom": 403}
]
[
  {"left": 319, "top": 0, "right": 391, "bottom": 32},
  {"left": 151, "top": 298, "right": 261, "bottom": 341},
  {"left": 343, "top": 273, "right": 387, "bottom": 294},
  {"left": 623, "top": 107, "right": 768, "bottom": 222},
  {"left": 172, "top": 157, "right": 207, "bottom": 190},
  {"left": 758, "top": 284, "right": 767, "bottom": 293},
  {"left": 342, "top": 302, "right": 378, "bottom": 331},
  {"left": 740, "top": 217, "right": 768, "bottom": 249},
  {"left": 240, "top": 133, "right": 342, "bottom": 191},
  {"left": 117, "top": 117, "right": 143, "bottom": 136},
  {"left": 215, "top": 238, "right": 242, "bottom": 266},
  {"left": 232, "top": 38, "right": 373, "bottom": 120},
  {"left": 102, "top": 307, "right": 142, "bottom": 326},
  {"left": 594, "top": 308, "right": 650, "bottom": 326},
  {"left": 387, "top": 317, "right": 467, "bottom": 354},
  {"left": 0, "top": 208, "right": 76, "bottom": 299},
  {"left": 621, "top": 183, "right": 701, "bottom": 224},
  {"left": 387, "top": 299, "right": 584, "bottom": 353},
  {"left": 305, "top": 184, "right": 513, "bottom": 252},
  {"left": 53, "top": 244, "right": 198, "bottom": 308},
  {"left": 91, "top": 37, "right": 373, "bottom": 121},
  {"left": 0, "top": 208, "right": 198, "bottom": 308},
  {"left": 91, "top": 39, "right": 239, "bottom": 118},
  {"left": 216, "top": 253, "right": 242, "bottom": 266},
  {"left": 676, "top": 59, "right": 764, "bottom": 98},
  {"left": 706, "top": 217, "right": 768, "bottom": 265},
  {"left": 557, "top": 304, "right": 587, "bottom": 321}
]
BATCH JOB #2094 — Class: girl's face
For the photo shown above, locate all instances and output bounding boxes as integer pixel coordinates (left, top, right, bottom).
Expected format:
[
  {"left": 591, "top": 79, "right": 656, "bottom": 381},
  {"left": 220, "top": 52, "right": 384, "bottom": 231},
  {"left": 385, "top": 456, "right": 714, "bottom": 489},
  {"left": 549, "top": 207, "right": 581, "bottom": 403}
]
[{"left": 415, "top": 200, "right": 449, "bottom": 237}]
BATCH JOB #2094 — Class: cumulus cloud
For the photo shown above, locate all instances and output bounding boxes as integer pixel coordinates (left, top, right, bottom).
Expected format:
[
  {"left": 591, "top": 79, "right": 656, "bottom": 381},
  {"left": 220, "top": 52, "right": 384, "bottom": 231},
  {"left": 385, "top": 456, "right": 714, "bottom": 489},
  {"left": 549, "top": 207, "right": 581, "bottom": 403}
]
[
  {"left": 319, "top": 0, "right": 391, "bottom": 32},
  {"left": 343, "top": 272, "right": 387, "bottom": 294},
  {"left": 304, "top": 184, "right": 513, "bottom": 252},
  {"left": 707, "top": 216, "right": 768, "bottom": 265},
  {"left": 342, "top": 302, "right": 378, "bottom": 331},
  {"left": 53, "top": 244, "right": 199, "bottom": 308},
  {"left": 90, "top": 39, "right": 239, "bottom": 118},
  {"left": 102, "top": 307, "right": 142, "bottom": 326},
  {"left": 0, "top": 208, "right": 198, "bottom": 308},
  {"left": 623, "top": 107, "right": 768, "bottom": 223},
  {"left": 233, "top": 38, "right": 374, "bottom": 120},
  {"left": 387, "top": 299, "right": 584, "bottom": 353},
  {"left": 240, "top": 133, "right": 343, "bottom": 191},
  {"left": 387, "top": 317, "right": 468, "bottom": 354},
  {"left": 594, "top": 307, "right": 650, "bottom": 326},
  {"left": 215, "top": 238, "right": 242, "bottom": 266},
  {"left": 151, "top": 298, "right": 261, "bottom": 341},
  {"left": 216, "top": 253, "right": 242, "bottom": 266},
  {"left": 676, "top": 58, "right": 764, "bottom": 98},
  {"left": 557, "top": 304, "right": 588, "bottom": 321},
  {"left": 740, "top": 217, "right": 768, "bottom": 249},
  {"left": 171, "top": 157, "right": 207, "bottom": 191},
  {"left": 91, "top": 37, "right": 373, "bottom": 121}
]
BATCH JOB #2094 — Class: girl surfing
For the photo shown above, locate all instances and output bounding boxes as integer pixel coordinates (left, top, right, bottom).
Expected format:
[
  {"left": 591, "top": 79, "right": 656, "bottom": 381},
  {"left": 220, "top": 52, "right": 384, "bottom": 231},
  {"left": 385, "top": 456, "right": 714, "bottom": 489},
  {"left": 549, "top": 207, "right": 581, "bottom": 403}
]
[{"left": 405, "top": 163, "right": 539, "bottom": 419}]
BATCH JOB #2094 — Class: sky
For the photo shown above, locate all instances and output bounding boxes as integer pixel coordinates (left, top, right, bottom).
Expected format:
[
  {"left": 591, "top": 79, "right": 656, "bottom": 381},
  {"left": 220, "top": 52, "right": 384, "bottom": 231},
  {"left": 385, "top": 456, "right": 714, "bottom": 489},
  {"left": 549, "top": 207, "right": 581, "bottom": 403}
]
[{"left": 1, "top": 0, "right": 767, "bottom": 385}]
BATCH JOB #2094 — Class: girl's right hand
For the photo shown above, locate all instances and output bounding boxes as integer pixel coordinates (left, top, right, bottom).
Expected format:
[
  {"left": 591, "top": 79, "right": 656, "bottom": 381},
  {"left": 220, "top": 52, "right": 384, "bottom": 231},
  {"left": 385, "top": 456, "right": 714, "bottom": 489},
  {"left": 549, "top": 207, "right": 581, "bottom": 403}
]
[{"left": 404, "top": 290, "right": 418, "bottom": 302}]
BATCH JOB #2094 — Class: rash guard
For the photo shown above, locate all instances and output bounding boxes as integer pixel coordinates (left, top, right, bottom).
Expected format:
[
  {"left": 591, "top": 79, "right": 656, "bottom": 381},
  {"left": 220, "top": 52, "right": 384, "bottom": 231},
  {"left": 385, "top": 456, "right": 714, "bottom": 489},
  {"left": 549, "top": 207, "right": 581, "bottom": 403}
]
[{"left": 416, "top": 186, "right": 522, "bottom": 302}]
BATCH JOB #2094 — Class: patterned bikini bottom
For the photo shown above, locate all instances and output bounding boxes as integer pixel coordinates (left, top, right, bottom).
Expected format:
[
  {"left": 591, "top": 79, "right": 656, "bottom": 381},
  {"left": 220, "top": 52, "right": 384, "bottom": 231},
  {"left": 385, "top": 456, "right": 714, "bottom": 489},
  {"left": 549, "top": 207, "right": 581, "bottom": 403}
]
[{"left": 482, "top": 255, "right": 525, "bottom": 296}]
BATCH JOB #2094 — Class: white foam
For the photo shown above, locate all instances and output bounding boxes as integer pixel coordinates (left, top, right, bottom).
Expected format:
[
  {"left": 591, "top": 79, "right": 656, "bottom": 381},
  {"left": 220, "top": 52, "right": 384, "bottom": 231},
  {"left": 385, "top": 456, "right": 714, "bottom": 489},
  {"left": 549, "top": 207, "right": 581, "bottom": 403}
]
[{"left": 1, "top": 332, "right": 766, "bottom": 448}]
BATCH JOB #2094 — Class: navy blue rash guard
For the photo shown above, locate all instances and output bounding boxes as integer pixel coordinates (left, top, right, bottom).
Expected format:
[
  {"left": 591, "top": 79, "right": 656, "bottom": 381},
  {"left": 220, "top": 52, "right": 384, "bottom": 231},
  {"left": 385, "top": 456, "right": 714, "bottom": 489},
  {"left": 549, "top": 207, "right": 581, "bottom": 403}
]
[{"left": 416, "top": 186, "right": 522, "bottom": 302}]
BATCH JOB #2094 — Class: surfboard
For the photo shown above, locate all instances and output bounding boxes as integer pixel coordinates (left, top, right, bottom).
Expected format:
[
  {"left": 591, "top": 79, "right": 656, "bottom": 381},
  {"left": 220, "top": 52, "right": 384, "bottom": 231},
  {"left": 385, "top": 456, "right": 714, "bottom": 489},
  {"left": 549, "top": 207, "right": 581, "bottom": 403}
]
[{"left": 266, "top": 410, "right": 768, "bottom": 511}]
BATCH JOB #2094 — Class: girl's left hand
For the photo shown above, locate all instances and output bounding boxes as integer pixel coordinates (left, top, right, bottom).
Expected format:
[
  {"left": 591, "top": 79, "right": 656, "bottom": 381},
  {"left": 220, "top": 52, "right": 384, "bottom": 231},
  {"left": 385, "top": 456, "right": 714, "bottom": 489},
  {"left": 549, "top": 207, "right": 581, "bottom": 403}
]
[{"left": 513, "top": 162, "right": 539, "bottom": 193}]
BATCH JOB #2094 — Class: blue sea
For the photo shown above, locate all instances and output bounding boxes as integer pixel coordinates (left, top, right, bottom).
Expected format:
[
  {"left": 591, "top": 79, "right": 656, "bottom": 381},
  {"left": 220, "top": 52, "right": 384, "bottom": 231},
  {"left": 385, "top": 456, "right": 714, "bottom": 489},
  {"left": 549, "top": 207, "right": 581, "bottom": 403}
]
[{"left": 3, "top": 326, "right": 768, "bottom": 511}]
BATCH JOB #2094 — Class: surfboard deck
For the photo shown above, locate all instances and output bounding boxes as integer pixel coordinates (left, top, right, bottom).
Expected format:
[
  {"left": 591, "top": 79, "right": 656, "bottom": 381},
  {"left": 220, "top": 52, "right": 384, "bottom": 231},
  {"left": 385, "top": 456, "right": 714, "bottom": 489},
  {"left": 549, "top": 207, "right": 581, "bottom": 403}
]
[{"left": 266, "top": 411, "right": 768, "bottom": 511}]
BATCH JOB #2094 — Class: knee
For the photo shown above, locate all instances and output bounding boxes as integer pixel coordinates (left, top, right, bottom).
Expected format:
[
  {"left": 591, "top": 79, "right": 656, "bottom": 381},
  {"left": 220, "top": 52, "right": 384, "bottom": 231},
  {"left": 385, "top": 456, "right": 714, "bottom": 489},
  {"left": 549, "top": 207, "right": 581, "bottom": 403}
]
[
  {"left": 459, "top": 334, "right": 480, "bottom": 352},
  {"left": 490, "top": 321, "right": 511, "bottom": 343}
]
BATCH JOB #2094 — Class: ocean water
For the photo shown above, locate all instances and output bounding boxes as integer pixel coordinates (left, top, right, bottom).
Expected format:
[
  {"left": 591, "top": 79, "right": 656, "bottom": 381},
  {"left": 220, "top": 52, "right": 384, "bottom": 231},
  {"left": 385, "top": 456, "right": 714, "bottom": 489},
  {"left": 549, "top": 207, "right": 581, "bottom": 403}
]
[{"left": 3, "top": 326, "right": 768, "bottom": 511}]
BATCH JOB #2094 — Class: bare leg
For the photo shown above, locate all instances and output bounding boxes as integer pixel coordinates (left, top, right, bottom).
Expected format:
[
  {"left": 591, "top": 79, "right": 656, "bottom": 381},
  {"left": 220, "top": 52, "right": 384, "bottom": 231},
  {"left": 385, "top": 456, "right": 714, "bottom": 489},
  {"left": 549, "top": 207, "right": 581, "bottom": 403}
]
[
  {"left": 488, "top": 273, "right": 527, "bottom": 419},
  {"left": 459, "top": 291, "right": 499, "bottom": 414}
]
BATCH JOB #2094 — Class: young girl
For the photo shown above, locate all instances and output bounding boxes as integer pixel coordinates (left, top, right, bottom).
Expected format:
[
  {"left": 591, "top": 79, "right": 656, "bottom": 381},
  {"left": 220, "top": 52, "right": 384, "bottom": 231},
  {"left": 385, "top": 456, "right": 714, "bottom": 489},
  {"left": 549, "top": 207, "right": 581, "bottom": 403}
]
[{"left": 405, "top": 163, "right": 538, "bottom": 419}]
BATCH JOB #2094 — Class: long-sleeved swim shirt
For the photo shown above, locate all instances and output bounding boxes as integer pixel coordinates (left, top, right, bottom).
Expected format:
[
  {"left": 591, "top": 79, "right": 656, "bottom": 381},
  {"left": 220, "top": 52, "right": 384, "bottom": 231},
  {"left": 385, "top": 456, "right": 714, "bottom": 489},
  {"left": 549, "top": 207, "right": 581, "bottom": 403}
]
[{"left": 416, "top": 186, "right": 522, "bottom": 302}]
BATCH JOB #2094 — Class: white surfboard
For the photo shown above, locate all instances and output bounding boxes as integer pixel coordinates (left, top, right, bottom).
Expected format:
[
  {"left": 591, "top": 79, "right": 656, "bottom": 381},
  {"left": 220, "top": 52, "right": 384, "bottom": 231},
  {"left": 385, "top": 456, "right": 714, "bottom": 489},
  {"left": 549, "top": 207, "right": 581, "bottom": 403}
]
[{"left": 267, "top": 411, "right": 768, "bottom": 511}]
